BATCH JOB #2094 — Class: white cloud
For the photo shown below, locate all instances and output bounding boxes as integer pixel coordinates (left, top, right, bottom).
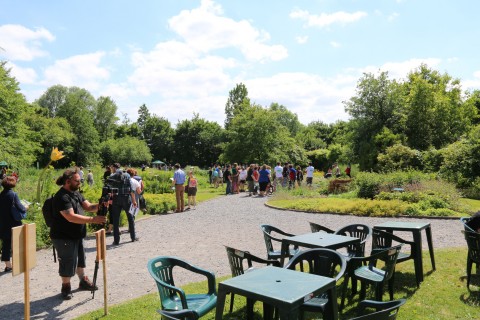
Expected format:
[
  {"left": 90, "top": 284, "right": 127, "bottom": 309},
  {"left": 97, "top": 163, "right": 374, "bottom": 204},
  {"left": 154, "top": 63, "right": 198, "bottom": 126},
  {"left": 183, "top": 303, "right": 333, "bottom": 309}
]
[
  {"left": 463, "top": 71, "right": 480, "bottom": 91},
  {"left": 43, "top": 52, "right": 110, "bottom": 90},
  {"left": 388, "top": 12, "right": 400, "bottom": 22},
  {"left": 290, "top": 9, "right": 367, "bottom": 28},
  {"left": 360, "top": 58, "right": 442, "bottom": 80},
  {"left": 330, "top": 41, "right": 341, "bottom": 48},
  {"left": 296, "top": 36, "right": 309, "bottom": 44},
  {"left": 168, "top": 0, "right": 287, "bottom": 62},
  {"left": 0, "top": 24, "right": 54, "bottom": 61},
  {"left": 245, "top": 72, "right": 356, "bottom": 124},
  {"left": 5, "top": 61, "right": 38, "bottom": 84}
]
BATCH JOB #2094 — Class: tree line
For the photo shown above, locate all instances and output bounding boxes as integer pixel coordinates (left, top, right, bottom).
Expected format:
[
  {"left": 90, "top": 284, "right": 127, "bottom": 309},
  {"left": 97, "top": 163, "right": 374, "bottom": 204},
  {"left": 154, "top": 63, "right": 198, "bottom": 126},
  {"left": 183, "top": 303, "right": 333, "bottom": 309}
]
[{"left": 2, "top": 61, "right": 480, "bottom": 191}]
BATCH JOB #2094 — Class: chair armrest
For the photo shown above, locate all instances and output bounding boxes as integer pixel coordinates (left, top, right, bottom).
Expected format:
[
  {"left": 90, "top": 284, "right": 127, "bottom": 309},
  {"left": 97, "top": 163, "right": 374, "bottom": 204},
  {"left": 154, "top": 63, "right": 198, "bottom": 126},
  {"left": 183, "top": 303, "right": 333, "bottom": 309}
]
[
  {"left": 151, "top": 274, "right": 189, "bottom": 309},
  {"left": 245, "top": 252, "right": 281, "bottom": 267},
  {"left": 174, "top": 260, "right": 217, "bottom": 295},
  {"left": 358, "top": 299, "right": 406, "bottom": 313}
]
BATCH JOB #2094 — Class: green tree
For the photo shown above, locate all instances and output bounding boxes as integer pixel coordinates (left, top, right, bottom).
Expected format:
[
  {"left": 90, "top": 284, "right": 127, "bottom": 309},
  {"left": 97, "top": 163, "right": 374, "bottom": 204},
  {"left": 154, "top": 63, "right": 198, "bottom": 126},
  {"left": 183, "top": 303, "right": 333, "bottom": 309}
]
[
  {"left": 100, "top": 136, "right": 152, "bottom": 166},
  {"left": 56, "top": 88, "right": 99, "bottom": 165},
  {"left": 344, "top": 71, "right": 404, "bottom": 170},
  {"left": 0, "top": 62, "right": 41, "bottom": 167},
  {"left": 137, "top": 104, "right": 151, "bottom": 139},
  {"left": 221, "top": 105, "right": 306, "bottom": 165},
  {"left": 94, "top": 96, "right": 118, "bottom": 142},
  {"left": 145, "top": 116, "right": 174, "bottom": 163},
  {"left": 403, "top": 64, "right": 475, "bottom": 150},
  {"left": 36, "top": 84, "right": 68, "bottom": 118},
  {"left": 173, "top": 114, "right": 224, "bottom": 167},
  {"left": 269, "top": 102, "right": 303, "bottom": 136},
  {"left": 225, "top": 83, "right": 250, "bottom": 129}
]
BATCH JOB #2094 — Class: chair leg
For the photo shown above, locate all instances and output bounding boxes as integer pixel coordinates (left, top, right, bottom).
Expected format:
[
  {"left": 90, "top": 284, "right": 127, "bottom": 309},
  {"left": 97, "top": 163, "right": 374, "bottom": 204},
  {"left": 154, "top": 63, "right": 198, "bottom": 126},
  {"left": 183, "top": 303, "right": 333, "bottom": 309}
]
[
  {"left": 375, "top": 283, "right": 383, "bottom": 301},
  {"left": 388, "top": 279, "right": 394, "bottom": 301},
  {"left": 467, "top": 258, "right": 472, "bottom": 289},
  {"left": 340, "top": 273, "right": 350, "bottom": 310},
  {"left": 359, "top": 282, "right": 367, "bottom": 300},
  {"left": 246, "top": 298, "right": 254, "bottom": 319},
  {"left": 229, "top": 293, "right": 235, "bottom": 313}
]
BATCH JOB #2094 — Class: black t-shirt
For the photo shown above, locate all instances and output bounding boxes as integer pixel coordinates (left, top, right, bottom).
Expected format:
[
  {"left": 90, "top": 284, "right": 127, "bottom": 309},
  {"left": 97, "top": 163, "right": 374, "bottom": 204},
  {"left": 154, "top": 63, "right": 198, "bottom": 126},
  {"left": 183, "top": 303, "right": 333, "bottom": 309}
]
[
  {"left": 282, "top": 166, "right": 289, "bottom": 177},
  {"left": 224, "top": 170, "right": 231, "bottom": 181},
  {"left": 246, "top": 168, "right": 253, "bottom": 181},
  {"left": 50, "top": 187, "right": 86, "bottom": 240}
]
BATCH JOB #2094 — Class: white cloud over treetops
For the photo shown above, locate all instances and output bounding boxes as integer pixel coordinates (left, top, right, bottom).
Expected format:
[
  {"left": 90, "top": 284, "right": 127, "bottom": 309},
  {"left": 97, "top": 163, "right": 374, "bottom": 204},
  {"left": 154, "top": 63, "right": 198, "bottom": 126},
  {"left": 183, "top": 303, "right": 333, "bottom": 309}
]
[
  {"left": 0, "top": 24, "right": 54, "bottom": 61},
  {"left": 290, "top": 9, "right": 367, "bottom": 28}
]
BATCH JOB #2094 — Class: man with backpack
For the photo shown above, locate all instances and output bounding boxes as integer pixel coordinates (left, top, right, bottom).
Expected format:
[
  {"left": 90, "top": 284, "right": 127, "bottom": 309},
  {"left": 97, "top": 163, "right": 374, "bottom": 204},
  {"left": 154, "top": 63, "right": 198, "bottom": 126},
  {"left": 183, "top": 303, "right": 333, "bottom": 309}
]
[
  {"left": 107, "top": 163, "right": 138, "bottom": 245},
  {"left": 50, "top": 168, "right": 107, "bottom": 300}
]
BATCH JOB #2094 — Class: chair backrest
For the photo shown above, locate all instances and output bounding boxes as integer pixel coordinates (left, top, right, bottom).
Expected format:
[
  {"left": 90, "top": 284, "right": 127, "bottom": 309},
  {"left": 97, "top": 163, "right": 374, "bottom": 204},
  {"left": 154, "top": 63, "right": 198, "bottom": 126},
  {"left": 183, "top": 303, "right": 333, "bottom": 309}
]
[
  {"left": 225, "top": 246, "right": 280, "bottom": 278},
  {"left": 370, "top": 245, "right": 402, "bottom": 282},
  {"left": 371, "top": 229, "right": 410, "bottom": 255},
  {"left": 335, "top": 224, "right": 372, "bottom": 256},
  {"left": 309, "top": 222, "right": 335, "bottom": 234},
  {"left": 157, "top": 309, "right": 199, "bottom": 320},
  {"left": 350, "top": 299, "right": 406, "bottom": 320},
  {"left": 463, "top": 230, "right": 480, "bottom": 263},
  {"left": 461, "top": 217, "right": 476, "bottom": 233},
  {"left": 225, "top": 246, "right": 247, "bottom": 277},
  {"left": 285, "top": 248, "right": 347, "bottom": 282},
  {"left": 147, "top": 256, "right": 190, "bottom": 309},
  {"left": 260, "top": 224, "right": 294, "bottom": 254}
]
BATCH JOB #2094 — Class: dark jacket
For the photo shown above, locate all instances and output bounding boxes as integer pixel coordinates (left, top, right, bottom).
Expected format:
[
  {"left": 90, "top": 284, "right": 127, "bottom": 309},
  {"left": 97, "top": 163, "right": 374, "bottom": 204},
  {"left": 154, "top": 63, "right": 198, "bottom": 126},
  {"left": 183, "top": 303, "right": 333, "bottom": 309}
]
[{"left": 0, "top": 188, "right": 25, "bottom": 238}]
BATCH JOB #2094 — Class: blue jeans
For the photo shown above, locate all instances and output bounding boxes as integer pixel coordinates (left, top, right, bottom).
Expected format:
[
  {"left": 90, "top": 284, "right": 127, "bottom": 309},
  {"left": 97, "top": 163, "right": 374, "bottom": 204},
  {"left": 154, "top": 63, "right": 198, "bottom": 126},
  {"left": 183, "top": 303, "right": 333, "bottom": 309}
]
[
  {"left": 110, "top": 195, "right": 135, "bottom": 244},
  {"left": 226, "top": 180, "right": 232, "bottom": 194}
]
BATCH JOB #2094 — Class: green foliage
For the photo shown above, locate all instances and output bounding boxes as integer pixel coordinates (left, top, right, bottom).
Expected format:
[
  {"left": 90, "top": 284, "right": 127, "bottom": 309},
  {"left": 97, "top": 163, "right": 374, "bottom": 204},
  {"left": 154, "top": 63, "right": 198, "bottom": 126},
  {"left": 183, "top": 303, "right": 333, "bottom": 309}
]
[
  {"left": 306, "top": 148, "right": 329, "bottom": 171},
  {"left": 99, "top": 136, "right": 152, "bottom": 166},
  {"left": 377, "top": 144, "right": 422, "bottom": 172},
  {"left": 224, "top": 83, "right": 250, "bottom": 129},
  {"left": 354, "top": 172, "right": 384, "bottom": 199}
]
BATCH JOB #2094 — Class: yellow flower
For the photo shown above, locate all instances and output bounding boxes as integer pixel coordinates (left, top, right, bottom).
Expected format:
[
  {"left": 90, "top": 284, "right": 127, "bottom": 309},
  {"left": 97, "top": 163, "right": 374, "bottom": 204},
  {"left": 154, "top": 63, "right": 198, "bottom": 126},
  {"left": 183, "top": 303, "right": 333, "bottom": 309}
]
[{"left": 50, "top": 147, "right": 65, "bottom": 162}]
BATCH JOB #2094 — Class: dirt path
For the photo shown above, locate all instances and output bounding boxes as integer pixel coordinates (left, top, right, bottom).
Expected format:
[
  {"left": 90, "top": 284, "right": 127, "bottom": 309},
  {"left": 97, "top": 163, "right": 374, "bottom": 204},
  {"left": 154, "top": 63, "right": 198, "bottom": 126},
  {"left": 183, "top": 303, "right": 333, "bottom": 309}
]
[{"left": 0, "top": 193, "right": 466, "bottom": 319}]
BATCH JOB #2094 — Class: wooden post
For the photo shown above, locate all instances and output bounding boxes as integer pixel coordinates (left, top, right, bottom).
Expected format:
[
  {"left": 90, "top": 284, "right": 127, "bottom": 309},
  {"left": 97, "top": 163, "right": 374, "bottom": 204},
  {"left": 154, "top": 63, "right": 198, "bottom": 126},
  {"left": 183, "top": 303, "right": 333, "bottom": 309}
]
[
  {"left": 12, "top": 223, "right": 36, "bottom": 320},
  {"left": 24, "top": 223, "right": 30, "bottom": 319},
  {"left": 95, "top": 229, "right": 108, "bottom": 315}
]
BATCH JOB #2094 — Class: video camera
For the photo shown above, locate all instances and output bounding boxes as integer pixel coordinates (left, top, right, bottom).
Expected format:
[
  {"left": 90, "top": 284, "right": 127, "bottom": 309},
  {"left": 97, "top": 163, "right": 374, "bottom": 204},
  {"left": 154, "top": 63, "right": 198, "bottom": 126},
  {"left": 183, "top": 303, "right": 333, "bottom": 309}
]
[{"left": 97, "top": 186, "right": 118, "bottom": 216}]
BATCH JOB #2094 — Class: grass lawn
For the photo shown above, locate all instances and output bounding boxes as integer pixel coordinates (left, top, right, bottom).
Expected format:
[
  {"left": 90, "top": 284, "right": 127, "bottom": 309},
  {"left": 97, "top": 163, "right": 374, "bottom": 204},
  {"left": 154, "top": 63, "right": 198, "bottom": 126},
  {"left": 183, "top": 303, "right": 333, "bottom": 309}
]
[{"left": 75, "top": 247, "right": 479, "bottom": 320}]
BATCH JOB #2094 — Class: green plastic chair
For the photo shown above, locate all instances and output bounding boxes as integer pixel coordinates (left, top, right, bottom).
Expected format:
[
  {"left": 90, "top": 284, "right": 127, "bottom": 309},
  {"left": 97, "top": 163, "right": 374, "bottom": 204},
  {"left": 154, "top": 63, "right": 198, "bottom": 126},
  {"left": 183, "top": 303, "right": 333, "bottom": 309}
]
[
  {"left": 260, "top": 224, "right": 299, "bottom": 261},
  {"left": 372, "top": 229, "right": 418, "bottom": 286},
  {"left": 157, "top": 309, "right": 198, "bottom": 320},
  {"left": 309, "top": 222, "right": 335, "bottom": 234},
  {"left": 147, "top": 256, "right": 217, "bottom": 318},
  {"left": 349, "top": 299, "right": 406, "bottom": 320},
  {"left": 225, "top": 246, "right": 280, "bottom": 313},
  {"left": 341, "top": 245, "right": 402, "bottom": 309},
  {"left": 334, "top": 224, "right": 372, "bottom": 258},
  {"left": 462, "top": 230, "right": 480, "bottom": 289},
  {"left": 285, "top": 248, "right": 346, "bottom": 320}
]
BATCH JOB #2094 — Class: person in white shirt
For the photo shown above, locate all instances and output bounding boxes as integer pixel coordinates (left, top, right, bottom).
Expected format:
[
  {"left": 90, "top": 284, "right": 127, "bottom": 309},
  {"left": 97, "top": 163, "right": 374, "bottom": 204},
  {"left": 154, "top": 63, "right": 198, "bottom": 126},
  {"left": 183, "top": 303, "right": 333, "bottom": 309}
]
[
  {"left": 306, "top": 162, "right": 315, "bottom": 186},
  {"left": 273, "top": 162, "right": 283, "bottom": 190}
]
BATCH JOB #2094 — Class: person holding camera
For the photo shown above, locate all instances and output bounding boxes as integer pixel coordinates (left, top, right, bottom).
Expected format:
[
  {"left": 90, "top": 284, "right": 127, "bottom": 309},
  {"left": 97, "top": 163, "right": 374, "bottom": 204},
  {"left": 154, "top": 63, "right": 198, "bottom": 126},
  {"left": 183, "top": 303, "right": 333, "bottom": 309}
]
[
  {"left": 50, "top": 168, "right": 107, "bottom": 300},
  {"left": 108, "top": 163, "right": 138, "bottom": 245}
]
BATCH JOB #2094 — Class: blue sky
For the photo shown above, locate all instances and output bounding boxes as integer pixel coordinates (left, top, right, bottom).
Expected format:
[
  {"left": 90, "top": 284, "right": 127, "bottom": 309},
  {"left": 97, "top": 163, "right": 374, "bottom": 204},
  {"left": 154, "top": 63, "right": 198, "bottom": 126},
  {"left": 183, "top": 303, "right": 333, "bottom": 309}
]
[{"left": 1, "top": 0, "right": 479, "bottom": 126}]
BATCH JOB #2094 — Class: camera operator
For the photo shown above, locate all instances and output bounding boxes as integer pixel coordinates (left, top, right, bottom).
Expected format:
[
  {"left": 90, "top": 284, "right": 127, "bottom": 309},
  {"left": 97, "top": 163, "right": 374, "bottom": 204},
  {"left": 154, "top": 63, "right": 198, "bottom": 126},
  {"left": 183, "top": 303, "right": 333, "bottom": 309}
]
[
  {"left": 50, "top": 168, "right": 107, "bottom": 300},
  {"left": 108, "top": 163, "right": 138, "bottom": 245}
]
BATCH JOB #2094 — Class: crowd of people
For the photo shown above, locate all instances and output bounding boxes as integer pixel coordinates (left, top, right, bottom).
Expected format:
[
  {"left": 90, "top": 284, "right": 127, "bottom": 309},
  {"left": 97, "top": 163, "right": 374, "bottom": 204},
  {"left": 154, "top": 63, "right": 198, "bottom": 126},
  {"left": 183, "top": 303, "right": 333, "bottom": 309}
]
[{"left": 206, "top": 162, "right": 317, "bottom": 197}]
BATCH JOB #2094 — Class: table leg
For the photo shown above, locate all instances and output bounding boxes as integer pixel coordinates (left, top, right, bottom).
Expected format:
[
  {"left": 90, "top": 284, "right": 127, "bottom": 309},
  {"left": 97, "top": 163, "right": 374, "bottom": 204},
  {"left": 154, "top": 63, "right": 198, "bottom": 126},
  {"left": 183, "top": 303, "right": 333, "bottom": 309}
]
[
  {"left": 280, "top": 241, "right": 288, "bottom": 266},
  {"left": 412, "top": 231, "right": 424, "bottom": 285},
  {"left": 215, "top": 286, "right": 227, "bottom": 320},
  {"left": 323, "top": 287, "right": 339, "bottom": 320},
  {"left": 277, "top": 307, "right": 297, "bottom": 320},
  {"left": 425, "top": 226, "right": 436, "bottom": 270}
]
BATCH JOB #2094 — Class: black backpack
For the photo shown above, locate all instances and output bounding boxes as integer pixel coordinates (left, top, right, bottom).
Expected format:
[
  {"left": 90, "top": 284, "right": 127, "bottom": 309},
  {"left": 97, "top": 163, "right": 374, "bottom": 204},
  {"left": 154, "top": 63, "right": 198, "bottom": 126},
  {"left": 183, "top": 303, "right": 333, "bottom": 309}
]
[
  {"left": 106, "top": 172, "right": 131, "bottom": 194},
  {"left": 42, "top": 195, "right": 55, "bottom": 228}
]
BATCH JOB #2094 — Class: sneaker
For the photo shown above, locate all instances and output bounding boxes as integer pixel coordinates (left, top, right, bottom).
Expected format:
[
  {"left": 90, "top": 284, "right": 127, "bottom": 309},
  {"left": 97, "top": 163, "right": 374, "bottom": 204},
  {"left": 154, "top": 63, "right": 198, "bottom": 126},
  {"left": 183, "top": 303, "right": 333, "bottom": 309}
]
[
  {"left": 131, "top": 237, "right": 140, "bottom": 242},
  {"left": 79, "top": 276, "right": 98, "bottom": 291},
  {"left": 4, "top": 267, "right": 12, "bottom": 273},
  {"left": 61, "top": 283, "right": 73, "bottom": 300}
]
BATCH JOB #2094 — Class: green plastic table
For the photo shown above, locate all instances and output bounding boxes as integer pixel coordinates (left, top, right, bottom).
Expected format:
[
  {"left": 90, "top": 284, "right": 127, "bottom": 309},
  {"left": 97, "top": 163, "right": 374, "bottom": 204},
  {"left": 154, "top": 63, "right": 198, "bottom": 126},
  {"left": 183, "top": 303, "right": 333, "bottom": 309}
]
[
  {"left": 373, "top": 221, "right": 436, "bottom": 284},
  {"left": 280, "top": 233, "right": 361, "bottom": 266},
  {"left": 215, "top": 266, "right": 338, "bottom": 320}
]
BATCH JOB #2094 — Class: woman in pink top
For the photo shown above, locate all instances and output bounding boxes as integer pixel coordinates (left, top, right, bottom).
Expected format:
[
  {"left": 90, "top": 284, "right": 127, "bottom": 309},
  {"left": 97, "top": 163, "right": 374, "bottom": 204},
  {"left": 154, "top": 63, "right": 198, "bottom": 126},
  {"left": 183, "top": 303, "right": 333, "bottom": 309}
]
[{"left": 185, "top": 171, "right": 198, "bottom": 210}]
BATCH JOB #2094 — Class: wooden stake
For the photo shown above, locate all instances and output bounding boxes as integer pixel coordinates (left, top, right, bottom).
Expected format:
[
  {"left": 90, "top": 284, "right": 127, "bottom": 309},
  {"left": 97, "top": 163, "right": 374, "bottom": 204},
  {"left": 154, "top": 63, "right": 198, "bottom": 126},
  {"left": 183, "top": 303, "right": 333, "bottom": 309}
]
[{"left": 24, "top": 224, "right": 30, "bottom": 320}]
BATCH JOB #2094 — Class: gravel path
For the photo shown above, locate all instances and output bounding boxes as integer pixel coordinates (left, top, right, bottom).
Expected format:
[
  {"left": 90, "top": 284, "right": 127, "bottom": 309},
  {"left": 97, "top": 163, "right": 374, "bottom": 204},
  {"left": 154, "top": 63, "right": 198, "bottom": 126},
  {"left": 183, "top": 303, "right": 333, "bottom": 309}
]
[{"left": 0, "top": 193, "right": 466, "bottom": 319}]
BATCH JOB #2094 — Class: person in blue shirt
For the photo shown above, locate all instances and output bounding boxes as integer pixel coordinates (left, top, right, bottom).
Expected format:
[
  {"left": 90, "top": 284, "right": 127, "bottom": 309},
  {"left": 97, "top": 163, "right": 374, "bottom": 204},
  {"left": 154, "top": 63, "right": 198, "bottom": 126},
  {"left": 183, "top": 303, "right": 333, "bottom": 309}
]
[
  {"left": 172, "top": 163, "right": 186, "bottom": 212},
  {"left": 258, "top": 164, "right": 270, "bottom": 196}
]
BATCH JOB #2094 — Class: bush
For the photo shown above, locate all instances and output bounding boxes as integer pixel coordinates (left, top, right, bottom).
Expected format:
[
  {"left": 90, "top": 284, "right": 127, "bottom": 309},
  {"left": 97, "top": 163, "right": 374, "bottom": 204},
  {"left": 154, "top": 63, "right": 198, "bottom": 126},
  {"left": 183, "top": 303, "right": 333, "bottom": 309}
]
[{"left": 354, "top": 172, "right": 383, "bottom": 199}]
